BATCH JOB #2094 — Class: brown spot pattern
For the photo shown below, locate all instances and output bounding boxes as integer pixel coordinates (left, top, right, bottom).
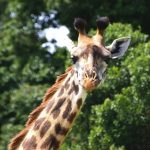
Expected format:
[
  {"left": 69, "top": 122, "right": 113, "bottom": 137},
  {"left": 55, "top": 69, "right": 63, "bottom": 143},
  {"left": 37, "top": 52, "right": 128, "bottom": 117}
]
[
  {"left": 45, "top": 100, "right": 55, "bottom": 113},
  {"left": 40, "top": 121, "right": 51, "bottom": 138},
  {"left": 9, "top": 67, "right": 73, "bottom": 150},
  {"left": 40, "top": 134, "right": 60, "bottom": 149},
  {"left": 52, "top": 98, "right": 65, "bottom": 112},
  {"left": 62, "top": 100, "right": 72, "bottom": 119},
  {"left": 68, "top": 87, "right": 74, "bottom": 95},
  {"left": 58, "top": 87, "right": 64, "bottom": 97},
  {"left": 67, "top": 112, "right": 77, "bottom": 123},
  {"left": 51, "top": 98, "right": 65, "bottom": 119},
  {"left": 77, "top": 98, "right": 83, "bottom": 109},
  {"left": 65, "top": 76, "right": 70, "bottom": 84},
  {"left": 22, "top": 136, "right": 37, "bottom": 150},
  {"left": 52, "top": 109, "right": 60, "bottom": 119},
  {"left": 55, "top": 123, "right": 69, "bottom": 135},
  {"left": 65, "top": 83, "right": 70, "bottom": 90},
  {"left": 73, "top": 81, "right": 79, "bottom": 95},
  {"left": 33, "top": 117, "right": 45, "bottom": 130}
]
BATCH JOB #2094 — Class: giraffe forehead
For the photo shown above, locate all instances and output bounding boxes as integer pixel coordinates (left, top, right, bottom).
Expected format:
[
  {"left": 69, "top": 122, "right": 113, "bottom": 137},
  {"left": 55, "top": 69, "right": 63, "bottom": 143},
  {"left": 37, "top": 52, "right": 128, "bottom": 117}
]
[
  {"left": 79, "top": 45, "right": 95, "bottom": 57},
  {"left": 74, "top": 44, "right": 108, "bottom": 61}
]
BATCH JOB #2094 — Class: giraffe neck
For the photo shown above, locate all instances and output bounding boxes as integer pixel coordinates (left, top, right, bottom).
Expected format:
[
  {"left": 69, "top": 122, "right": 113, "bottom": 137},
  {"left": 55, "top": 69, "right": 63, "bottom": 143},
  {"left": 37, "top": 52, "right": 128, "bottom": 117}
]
[{"left": 19, "top": 69, "right": 87, "bottom": 150}]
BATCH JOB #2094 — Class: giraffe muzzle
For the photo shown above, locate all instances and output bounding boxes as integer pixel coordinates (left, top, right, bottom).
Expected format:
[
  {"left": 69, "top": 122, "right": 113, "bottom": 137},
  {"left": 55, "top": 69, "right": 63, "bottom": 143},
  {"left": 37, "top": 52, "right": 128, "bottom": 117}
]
[{"left": 83, "top": 70, "right": 100, "bottom": 91}]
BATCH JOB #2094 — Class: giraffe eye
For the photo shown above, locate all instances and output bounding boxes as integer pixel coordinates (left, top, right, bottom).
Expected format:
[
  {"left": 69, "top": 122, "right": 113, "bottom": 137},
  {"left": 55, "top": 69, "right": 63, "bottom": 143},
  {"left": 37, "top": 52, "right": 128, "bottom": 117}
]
[
  {"left": 71, "top": 56, "right": 79, "bottom": 64},
  {"left": 104, "top": 58, "right": 110, "bottom": 64}
]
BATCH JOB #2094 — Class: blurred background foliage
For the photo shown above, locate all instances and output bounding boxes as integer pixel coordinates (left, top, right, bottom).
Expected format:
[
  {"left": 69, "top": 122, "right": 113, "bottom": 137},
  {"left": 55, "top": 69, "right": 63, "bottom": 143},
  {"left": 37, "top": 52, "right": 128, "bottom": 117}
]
[{"left": 0, "top": 0, "right": 150, "bottom": 150}]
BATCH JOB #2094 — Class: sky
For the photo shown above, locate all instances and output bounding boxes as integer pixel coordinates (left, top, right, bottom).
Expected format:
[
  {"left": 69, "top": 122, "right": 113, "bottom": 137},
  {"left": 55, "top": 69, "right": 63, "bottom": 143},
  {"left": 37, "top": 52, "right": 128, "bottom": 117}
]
[{"left": 42, "top": 26, "right": 71, "bottom": 53}]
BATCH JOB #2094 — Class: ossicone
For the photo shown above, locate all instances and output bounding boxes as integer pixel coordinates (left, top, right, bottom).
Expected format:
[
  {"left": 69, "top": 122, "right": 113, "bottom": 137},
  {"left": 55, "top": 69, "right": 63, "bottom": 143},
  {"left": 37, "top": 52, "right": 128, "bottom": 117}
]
[
  {"left": 96, "top": 16, "right": 110, "bottom": 30},
  {"left": 74, "top": 18, "right": 87, "bottom": 33}
]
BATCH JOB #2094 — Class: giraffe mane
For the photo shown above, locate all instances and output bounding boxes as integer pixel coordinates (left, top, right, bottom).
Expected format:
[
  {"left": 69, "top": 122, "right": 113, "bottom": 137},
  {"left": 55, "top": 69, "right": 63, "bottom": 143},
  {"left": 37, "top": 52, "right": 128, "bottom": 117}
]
[{"left": 9, "top": 66, "right": 73, "bottom": 150}]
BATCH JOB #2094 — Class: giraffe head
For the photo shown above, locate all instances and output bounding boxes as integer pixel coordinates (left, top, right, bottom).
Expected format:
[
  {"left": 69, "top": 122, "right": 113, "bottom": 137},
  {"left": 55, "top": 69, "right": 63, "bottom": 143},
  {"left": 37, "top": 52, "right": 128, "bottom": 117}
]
[{"left": 67, "top": 17, "right": 130, "bottom": 91}]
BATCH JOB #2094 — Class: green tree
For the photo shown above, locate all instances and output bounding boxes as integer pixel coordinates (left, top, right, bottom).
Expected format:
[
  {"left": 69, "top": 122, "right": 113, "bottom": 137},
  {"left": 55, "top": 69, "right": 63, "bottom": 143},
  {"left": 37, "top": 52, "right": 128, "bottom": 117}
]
[
  {"left": 0, "top": 1, "right": 68, "bottom": 149},
  {"left": 46, "top": 0, "right": 150, "bottom": 35},
  {"left": 61, "top": 24, "right": 150, "bottom": 150}
]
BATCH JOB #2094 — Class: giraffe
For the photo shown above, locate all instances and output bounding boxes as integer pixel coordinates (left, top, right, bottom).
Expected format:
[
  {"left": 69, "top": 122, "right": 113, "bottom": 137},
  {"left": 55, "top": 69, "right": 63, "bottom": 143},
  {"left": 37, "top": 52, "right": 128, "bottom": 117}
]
[{"left": 9, "top": 17, "right": 130, "bottom": 150}]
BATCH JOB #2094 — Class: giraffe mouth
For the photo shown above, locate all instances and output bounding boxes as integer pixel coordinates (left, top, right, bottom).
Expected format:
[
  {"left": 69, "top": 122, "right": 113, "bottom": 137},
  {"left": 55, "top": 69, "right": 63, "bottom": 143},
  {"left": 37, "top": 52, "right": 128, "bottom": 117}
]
[{"left": 83, "top": 77, "right": 100, "bottom": 91}]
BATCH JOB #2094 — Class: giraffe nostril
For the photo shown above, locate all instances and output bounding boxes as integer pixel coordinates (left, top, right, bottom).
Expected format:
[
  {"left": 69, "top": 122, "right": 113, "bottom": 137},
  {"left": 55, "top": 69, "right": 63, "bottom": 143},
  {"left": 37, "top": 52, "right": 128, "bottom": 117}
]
[
  {"left": 84, "top": 73, "right": 88, "bottom": 78},
  {"left": 84, "top": 70, "right": 98, "bottom": 80}
]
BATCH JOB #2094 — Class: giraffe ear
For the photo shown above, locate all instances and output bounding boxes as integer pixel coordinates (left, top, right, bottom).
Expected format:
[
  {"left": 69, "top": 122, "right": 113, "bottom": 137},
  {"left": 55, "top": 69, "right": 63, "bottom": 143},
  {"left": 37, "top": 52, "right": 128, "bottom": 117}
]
[{"left": 107, "top": 37, "right": 131, "bottom": 59}]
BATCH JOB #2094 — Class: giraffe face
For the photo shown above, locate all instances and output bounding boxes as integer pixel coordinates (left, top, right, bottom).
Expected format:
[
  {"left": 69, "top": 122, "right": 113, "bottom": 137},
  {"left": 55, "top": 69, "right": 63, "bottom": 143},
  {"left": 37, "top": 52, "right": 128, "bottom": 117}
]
[
  {"left": 68, "top": 17, "right": 131, "bottom": 91},
  {"left": 71, "top": 44, "right": 108, "bottom": 91}
]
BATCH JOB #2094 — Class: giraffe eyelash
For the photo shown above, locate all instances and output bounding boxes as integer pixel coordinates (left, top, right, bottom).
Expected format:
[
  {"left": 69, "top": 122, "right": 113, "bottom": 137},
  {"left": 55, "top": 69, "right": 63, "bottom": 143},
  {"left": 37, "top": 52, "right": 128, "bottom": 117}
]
[{"left": 71, "top": 56, "right": 79, "bottom": 64}]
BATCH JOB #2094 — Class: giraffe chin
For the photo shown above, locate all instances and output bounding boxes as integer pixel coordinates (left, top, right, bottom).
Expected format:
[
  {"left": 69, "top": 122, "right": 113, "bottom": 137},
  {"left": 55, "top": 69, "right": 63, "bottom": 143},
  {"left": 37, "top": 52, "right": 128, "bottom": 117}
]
[{"left": 83, "top": 78, "right": 100, "bottom": 91}]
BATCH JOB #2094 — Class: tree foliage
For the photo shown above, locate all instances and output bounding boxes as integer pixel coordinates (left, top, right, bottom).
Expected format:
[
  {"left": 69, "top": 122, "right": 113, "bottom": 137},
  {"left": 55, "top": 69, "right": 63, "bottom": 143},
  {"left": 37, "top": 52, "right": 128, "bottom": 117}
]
[
  {"left": 0, "top": 1, "right": 150, "bottom": 150},
  {"left": 61, "top": 23, "right": 150, "bottom": 150},
  {"left": 46, "top": 0, "right": 150, "bottom": 35}
]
